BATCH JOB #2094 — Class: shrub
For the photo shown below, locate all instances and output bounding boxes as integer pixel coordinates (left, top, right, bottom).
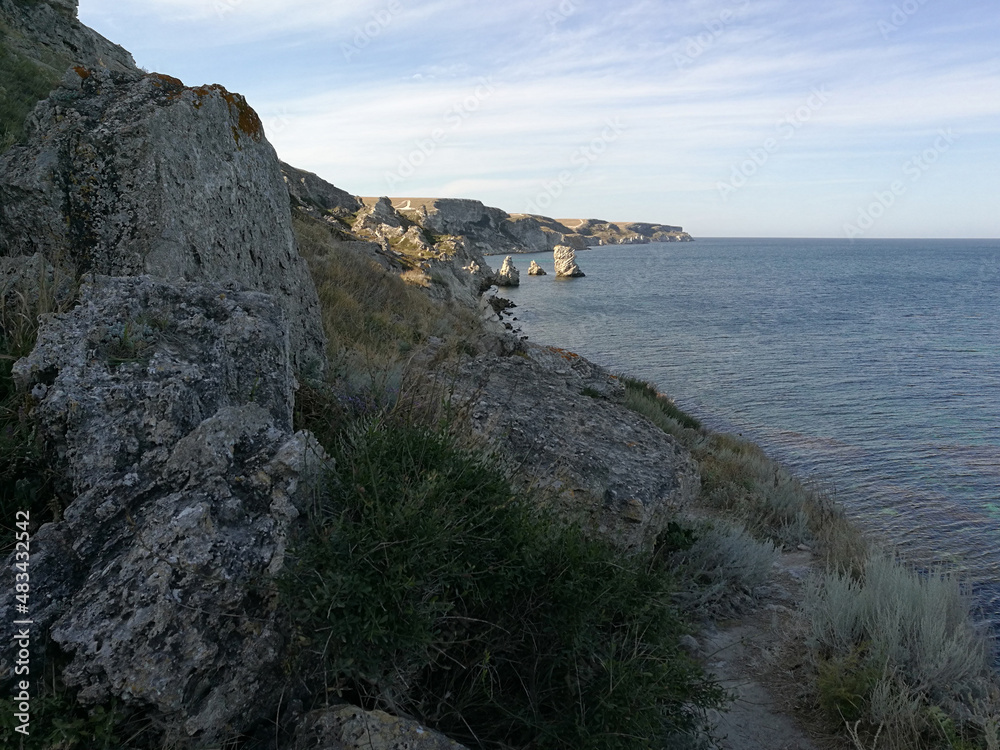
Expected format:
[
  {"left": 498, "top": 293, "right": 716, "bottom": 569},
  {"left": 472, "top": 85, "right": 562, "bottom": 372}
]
[
  {"left": 664, "top": 520, "right": 779, "bottom": 619},
  {"left": 278, "top": 418, "right": 725, "bottom": 749},
  {"left": 805, "top": 553, "right": 999, "bottom": 748}
]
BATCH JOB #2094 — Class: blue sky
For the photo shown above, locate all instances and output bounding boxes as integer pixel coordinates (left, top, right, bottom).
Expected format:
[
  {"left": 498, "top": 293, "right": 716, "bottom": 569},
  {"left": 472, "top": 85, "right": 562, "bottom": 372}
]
[{"left": 79, "top": 0, "right": 1000, "bottom": 238}]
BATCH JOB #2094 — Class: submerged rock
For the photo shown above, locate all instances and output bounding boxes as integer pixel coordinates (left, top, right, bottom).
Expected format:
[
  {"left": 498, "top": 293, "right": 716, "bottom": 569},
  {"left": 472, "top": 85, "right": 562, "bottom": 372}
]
[
  {"left": 528, "top": 259, "right": 547, "bottom": 275},
  {"left": 3, "top": 276, "right": 329, "bottom": 743},
  {"left": 553, "top": 244, "right": 585, "bottom": 277},
  {"left": 494, "top": 255, "right": 520, "bottom": 286}
]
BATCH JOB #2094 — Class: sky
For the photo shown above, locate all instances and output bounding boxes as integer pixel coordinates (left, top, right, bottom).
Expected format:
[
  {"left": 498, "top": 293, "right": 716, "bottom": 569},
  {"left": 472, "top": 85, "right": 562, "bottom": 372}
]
[{"left": 77, "top": 0, "right": 1000, "bottom": 238}]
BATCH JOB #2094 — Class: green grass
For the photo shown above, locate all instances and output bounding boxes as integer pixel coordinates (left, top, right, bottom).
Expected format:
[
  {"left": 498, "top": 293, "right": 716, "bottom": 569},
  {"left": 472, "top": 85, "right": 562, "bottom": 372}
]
[{"left": 278, "top": 416, "right": 726, "bottom": 749}]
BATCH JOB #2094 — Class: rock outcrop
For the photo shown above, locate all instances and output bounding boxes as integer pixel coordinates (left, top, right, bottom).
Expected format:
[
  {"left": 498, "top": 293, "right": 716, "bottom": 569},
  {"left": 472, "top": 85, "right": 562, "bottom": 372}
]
[
  {"left": 494, "top": 255, "right": 520, "bottom": 286},
  {"left": 0, "top": 67, "right": 326, "bottom": 373},
  {"left": 528, "top": 260, "right": 547, "bottom": 275},
  {"left": 281, "top": 161, "right": 362, "bottom": 217},
  {"left": 427, "top": 344, "right": 699, "bottom": 550},
  {"left": 3, "top": 275, "right": 328, "bottom": 743},
  {"left": 554, "top": 244, "right": 585, "bottom": 277},
  {"left": 0, "top": 0, "right": 137, "bottom": 75},
  {"left": 292, "top": 705, "right": 469, "bottom": 750}
]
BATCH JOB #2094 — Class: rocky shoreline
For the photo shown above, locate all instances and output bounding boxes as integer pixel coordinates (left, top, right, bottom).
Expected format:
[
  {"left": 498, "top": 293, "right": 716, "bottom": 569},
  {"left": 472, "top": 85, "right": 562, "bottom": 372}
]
[{"left": 3, "top": 3, "right": 996, "bottom": 749}]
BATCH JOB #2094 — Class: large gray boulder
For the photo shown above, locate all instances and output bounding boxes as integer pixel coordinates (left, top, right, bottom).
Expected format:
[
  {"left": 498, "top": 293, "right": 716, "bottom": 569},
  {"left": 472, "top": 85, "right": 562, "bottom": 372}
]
[
  {"left": 0, "top": 67, "right": 325, "bottom": 373},
  {"left": 2, "top": 276, "right": 329, "bottom": 743},
  {"left": 430, "top": 344, "right": 699, "bottom": 550}
]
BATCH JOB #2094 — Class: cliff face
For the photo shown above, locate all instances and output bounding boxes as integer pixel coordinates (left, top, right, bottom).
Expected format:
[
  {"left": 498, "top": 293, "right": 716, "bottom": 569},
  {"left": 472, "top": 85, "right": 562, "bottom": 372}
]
[
  {"left": 568, "top": 218, "right": 694, "bottom": 244},
  {"left": 0, "top": 0, "right": 137, "bottom": 149},
  {"left": 0, "top": 0, "right": 135, "bottom": 73},
  {"left": 0, "top": 67, "right": 326, "bottom": 372},
  {"left": 360, "top": 197, "right": 692, "bottom": 257}
]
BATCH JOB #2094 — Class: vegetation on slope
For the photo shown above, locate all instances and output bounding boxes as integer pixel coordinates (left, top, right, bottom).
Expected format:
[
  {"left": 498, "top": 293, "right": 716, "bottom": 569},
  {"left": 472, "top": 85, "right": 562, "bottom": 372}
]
[
  {"left": 621, "top": 375, "right": 1000, "bottom": 750},
  {"left": 279, "top": 416, "right": 725, "bottom": 749},
  {"left": 0, "top": 21, "right": 64, "bottom": 152}
]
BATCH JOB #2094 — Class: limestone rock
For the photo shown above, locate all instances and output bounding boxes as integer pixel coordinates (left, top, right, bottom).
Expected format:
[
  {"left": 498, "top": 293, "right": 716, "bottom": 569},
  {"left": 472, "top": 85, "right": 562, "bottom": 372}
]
[
  {"left": 2, "top": 276, "right": 330, "bottom": 743},
  {"left": 281, "top": 161, "right": 362, "bottom": 217},
  {"left": 528, "top": 260, "right": 547, "bottom": 275},
  {"left": 0, "top": 67, "right": 325, "bottom": 373},
  {"left": 504, "top": 214, "right": 561, "bottom": 253},
  {"left": 494, "top": 255, "right": 520, "bottom": 286},
  {"left": 352, "top": 196, "right": 411, "bottom": 236},
  {"left": 428, "top": 344, "right": 698, "bottom": 550},
  {"left": 0, "top": 0, "right": 137, "bottom": 76},
  {"left": 553, "top": 244, "right": 585, "bottom": 278},
  {"left": 292, "top": 705, "right": 468, "bottom": 750}
]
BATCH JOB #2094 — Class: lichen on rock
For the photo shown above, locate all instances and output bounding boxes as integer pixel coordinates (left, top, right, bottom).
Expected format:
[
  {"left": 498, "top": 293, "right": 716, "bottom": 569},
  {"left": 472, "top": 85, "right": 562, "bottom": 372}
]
[
  {"left": 2, "top": 275, "right": 329, "bottom": 742},
  {"left": 0, "top": 66, "right": 325, "bottom": 373}
]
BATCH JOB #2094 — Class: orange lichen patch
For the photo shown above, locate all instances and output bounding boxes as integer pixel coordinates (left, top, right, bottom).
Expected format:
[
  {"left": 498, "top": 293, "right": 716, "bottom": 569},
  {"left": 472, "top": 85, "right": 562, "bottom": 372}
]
[
  {"left": 547, "top": 346, "right": 581, "bottom": 361},
  {"left": 146, "top": 73, "right": 187, "bottom": 102},
  {"left": 190, "top": 84, "right": 264, "bottom": 147},
  {"left": 73, "top": 66, "right": 92, "bottom": 79}
]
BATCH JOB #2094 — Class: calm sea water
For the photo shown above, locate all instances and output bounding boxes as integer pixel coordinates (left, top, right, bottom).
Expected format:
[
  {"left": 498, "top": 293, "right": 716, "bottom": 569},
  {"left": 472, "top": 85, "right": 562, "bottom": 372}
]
[{"left": 498, "top": 238, "right": 1000, "bottom": 620}]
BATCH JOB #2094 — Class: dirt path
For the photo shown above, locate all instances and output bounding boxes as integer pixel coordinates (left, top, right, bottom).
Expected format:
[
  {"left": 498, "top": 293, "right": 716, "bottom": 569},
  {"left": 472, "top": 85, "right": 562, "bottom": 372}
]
[{"left": 700, "top": 550, "right": 843, "bottom": 750}]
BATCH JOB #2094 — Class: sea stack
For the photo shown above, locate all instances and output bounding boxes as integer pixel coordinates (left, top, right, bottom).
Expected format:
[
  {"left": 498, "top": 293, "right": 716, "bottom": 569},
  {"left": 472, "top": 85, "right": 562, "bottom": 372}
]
[
  {"left": 553, "top": 245, "right": 585, "bottom": 277},
  {"left": 528, "top": 260, "right": 547, "bottom": 275},
  {"left": 495, "top": 255, "right": 520, "bottom": 286}
]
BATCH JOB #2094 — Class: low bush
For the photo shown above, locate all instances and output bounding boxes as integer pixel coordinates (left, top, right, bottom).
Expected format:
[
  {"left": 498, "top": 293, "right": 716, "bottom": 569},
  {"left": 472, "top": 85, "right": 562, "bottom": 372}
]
[
  {"left": 805, "top": 553, "right": 999, "bottom": 749},
  {"left": 278, "top": 417, "right": 726, "bottom": 749},
  {"left": 664, "top": 520, "right": 779, "bottom": 619}
]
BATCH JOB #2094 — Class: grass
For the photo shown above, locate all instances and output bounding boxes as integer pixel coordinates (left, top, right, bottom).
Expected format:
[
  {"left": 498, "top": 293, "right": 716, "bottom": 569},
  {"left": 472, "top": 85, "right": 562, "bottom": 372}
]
[
  {"left": 293, "top": 211, "right": 482, "bottom": 382},
  {"left": 0, "top": 259, "right": 76, "bottom": 554},
  {"left": 278, "top": 415, "right": 726, "bottom": 749}
]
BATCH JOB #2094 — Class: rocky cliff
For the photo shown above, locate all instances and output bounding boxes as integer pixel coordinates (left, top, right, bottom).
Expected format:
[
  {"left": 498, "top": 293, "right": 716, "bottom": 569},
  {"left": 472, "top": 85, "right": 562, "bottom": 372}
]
[
  {"left": 0, "top": 66, "right": 326, "bottom": 373},
  {"left": 0, "top": 0, "right": 136, "bottom": 149},
  {"left": 0, "top": 4, "right": 703, "bottom": 747},
  {"left": 361, "top": 197, "right": 693, "bottom": 256}
]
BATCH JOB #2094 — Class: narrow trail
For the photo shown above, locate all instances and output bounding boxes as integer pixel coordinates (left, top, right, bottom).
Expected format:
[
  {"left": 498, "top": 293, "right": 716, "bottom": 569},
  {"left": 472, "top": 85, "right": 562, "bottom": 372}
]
[{"left": 700, "top": 550, "right": 845, "bottom": 750}]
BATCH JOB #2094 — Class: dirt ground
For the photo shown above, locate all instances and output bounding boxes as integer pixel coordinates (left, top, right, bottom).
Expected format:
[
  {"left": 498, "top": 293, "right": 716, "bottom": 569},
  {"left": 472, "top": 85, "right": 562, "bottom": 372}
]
[{"left": 700, "top": 550, "right": 850, "bottom": 750}]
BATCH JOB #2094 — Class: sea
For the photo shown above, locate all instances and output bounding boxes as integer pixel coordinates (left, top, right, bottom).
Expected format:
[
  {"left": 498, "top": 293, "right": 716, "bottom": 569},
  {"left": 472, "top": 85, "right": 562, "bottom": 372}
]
[{"left": 495, "top": 238, "right": 1000, "bottom": 623}]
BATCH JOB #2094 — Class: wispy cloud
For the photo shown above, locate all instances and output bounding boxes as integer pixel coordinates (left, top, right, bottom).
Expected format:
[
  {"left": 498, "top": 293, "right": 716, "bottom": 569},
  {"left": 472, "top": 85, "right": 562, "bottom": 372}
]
[{"left": 79, "top": 0, "right": 1000, "bottom": 237}]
